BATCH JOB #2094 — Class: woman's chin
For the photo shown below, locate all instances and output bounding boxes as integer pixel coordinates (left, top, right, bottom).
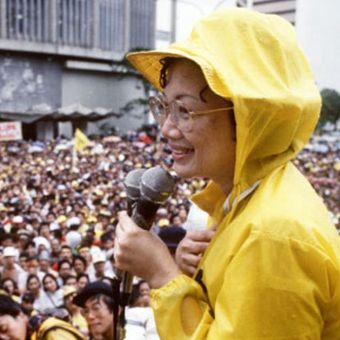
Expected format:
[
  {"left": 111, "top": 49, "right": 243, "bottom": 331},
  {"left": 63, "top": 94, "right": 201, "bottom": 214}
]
[{"left": 173, "top": 163, "right": 196, "bottom": 179}]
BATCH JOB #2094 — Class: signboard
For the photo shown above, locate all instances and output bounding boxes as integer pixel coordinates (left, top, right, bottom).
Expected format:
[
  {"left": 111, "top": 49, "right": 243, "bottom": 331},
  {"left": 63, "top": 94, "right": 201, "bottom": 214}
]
[{"left": 0, "top": 121, "right": 22, "bottom": 141}]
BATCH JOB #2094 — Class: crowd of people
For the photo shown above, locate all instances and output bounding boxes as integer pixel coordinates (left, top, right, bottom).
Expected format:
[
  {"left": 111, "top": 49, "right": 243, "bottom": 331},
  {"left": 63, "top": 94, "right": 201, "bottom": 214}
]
[{"left": 0, "top": 123, "right": 338, "bottom": 338}]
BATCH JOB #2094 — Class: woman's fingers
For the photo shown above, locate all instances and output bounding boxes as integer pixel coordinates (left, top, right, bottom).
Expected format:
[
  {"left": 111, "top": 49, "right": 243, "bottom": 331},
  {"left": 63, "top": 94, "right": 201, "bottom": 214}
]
[
  {"left": 175, "top": 228, "right": 215, "bottom": 276},
  {"left": 187, "top": 229, "right": 215, "bottom": 243}
]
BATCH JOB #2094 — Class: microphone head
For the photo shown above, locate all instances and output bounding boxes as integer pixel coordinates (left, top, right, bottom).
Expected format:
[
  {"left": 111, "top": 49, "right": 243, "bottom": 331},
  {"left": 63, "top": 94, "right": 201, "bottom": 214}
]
[
  {"left": 140, "top": 166, "right": 176, "bottom": 203},
  {"left": 124, "top": 168, "right": 146, "bottom": 201}
]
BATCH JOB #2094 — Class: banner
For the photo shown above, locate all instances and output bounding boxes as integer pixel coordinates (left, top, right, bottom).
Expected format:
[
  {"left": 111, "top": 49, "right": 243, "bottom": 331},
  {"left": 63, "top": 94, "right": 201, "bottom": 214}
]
[{"left": 0, "top": 121, "right": 22, "bottom": 141}]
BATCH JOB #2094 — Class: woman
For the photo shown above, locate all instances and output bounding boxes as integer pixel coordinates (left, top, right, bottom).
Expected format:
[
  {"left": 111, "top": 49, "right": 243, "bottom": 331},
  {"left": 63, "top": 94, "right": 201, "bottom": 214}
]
[
  {"left": 124, "top": 281, "right": 159, "bottom": 340},
  {"left": 1, "top": 277, "right": 20, "bottom": 301},
  {"left": 76, "top": 273, "right": 89, "bottom": 291},
  {"left": 26, "top": 273, "right": 43, "bottom": 312},
  {"left": 115, "top": 8, "right": 340, "bottom": 339},
  {"left": 36, "top": 273, "right": 63, "bottom": 311}
]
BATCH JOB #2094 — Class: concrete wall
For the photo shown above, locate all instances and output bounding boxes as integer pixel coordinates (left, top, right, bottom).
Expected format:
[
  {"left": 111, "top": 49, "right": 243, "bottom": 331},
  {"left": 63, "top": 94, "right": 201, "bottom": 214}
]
[
  {"left": 62, "top": 70, "right": 148, "bottom": 135},
  {"left": 0, "top": 55, "right": 61, "bottom": 113}
]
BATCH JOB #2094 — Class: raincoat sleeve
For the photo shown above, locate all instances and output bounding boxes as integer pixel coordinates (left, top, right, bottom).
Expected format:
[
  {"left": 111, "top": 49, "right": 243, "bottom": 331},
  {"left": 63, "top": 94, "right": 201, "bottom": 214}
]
[
  {"left": 151, "top": 274, "right": 214, "bottom": 339},
  {"left": 151, "top": 230, "right": 340, "bottom": 339}
]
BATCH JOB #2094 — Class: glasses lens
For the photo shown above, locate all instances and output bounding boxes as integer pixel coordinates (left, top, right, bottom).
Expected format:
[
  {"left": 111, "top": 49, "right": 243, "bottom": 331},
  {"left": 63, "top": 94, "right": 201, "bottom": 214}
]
[
  {"left": 149, "top": 97, "right": 166, "bottom": 125},
  {"left": 173, "top": 100, "right": 192, "bottom": 132}
]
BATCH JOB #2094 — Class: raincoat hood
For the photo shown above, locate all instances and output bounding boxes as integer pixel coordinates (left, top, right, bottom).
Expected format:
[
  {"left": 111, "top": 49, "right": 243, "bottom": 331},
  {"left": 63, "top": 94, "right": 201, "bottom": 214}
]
[{"left": 127, "top": 8, "right": 321, "bottom": 203}]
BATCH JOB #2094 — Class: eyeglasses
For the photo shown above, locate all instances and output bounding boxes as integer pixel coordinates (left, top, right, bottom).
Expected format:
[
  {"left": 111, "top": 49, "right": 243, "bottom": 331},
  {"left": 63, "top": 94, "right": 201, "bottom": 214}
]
[{"left": 148, "top": 94, "right": 234, "bottom": 132}]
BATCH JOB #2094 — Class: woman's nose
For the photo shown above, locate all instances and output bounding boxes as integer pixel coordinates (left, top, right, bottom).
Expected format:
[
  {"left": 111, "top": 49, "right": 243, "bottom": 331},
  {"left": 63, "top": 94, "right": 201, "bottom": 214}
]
[{"left": 161, "top": 113, "right": 181, "bottom": 139}]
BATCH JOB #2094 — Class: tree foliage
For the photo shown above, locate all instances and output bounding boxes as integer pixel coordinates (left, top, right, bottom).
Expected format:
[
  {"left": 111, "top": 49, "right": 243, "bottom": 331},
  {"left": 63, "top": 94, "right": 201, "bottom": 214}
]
[{"left": 319, "top": 88, "right": 340, "bottom": 127}]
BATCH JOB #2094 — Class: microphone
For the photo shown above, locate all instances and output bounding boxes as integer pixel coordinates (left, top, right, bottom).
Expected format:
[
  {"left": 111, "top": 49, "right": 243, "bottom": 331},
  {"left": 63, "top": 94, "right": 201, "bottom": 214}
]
[
  {"left": 131, "top": 166, "right": 176, "bottom": 230},
  {"left": 123, "top": 168, "right": 146, "bottom": 216},
  {"left": 119, "top": 166, "right": 176, "bottom": 305}
]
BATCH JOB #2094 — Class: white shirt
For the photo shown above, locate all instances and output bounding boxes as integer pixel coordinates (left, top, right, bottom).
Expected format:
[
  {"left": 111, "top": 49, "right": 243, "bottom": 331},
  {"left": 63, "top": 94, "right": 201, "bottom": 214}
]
[
  {"left": 124, "top": 306, "right": 160, "bottom": 340},
  {"left": 34, "top": 288, "right": 63, "bottom": 312}
]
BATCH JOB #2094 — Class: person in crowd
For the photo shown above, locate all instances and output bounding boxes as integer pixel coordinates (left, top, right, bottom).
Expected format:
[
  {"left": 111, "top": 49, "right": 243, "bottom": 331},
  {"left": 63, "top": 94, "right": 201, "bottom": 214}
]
[
  {"left": 0, "top": 246, "right": 23, "bottom": 285},
  {"left": 76, "top": 273, "right": 90, "bottom": 291},
  {"left": 20, "top": 291, "right": 38, "bottom": 317},
  {"left": 63, "top": 274, "right": 78, "bottom": 287},
  {"left": 26, "top": 273, "right": 43, "bottom": 311},
  {"left": 73, "top": 281, "right": 115, "bottom": 340},
  {"left": 114, "top": 8, "right": 340, "bottom": 338},
  {"left": 59, "top": 245, "right": 74, "bottom": 263},
  {"left": 124, "top": 280, "right": 159, "bottom": 340},
  {"left": 18, "top": 251, "right": 29, "bottom": 272},
  {"left": 38, "top": 251, "right": 57, "bottom": 277},
  {"left": 63, "top": 285, "right": 88, "bottom": 337},
  {"left": 89, "top": 252, "right": 110, "bottom": 282},
  {"left": 72, "top": 255, "right": 87, "bottom": 276},
  {"left": 38, "top": 273, "right": 63, "bottom": 311},
  {"left": 0, "top": 294, "right": 85, "bottom": 340},
  {"left": 49, "top": 238, "right": 61, "bottom": 267},
  {"left": 158, "top": 225, "right": 186, "bottom": 258},
  {"left": 0, "top": 277, "right": 20, "bottom": 301},
  {"left": 57, "top": 259, "right": 73, "bottom": 286},
  {"left": 0, "top": 294, "right": 28, "bottom": 340}
]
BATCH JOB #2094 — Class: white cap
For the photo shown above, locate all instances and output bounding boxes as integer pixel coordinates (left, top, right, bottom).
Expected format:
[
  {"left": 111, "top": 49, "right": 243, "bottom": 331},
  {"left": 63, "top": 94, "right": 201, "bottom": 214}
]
[
  {"left": 12, "top": 216, "right": 24, "bottom": 224},
  {"left": 92, "top": 252, "right": 106, "bottom": 264},
  {"left": 66, "top": 217, "right": 81, "bottom": 228},
  {"left": 49, "top": 222, "right": 60, "bottom": 231},
  {"left": 65, "top": 231, "right": 82, "bottom": 249},
  {"left": 33, "top": 236, "right": 51, "bottom": 252},
  {"left": 3, "top": 246, "right": 18, "bottom": 257}
]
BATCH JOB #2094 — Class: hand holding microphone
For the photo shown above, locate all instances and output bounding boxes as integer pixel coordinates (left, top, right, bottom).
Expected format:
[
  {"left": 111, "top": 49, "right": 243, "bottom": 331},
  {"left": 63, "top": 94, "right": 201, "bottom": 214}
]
[{"left": 115, "top": 166, "right": 181, "bottom": 294}]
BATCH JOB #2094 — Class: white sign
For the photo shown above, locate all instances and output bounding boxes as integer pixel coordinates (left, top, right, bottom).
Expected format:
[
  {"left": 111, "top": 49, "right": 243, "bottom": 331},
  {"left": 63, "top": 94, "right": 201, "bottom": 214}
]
[{"left": 0, "top": 121, "right": 22, "bottom": 141}]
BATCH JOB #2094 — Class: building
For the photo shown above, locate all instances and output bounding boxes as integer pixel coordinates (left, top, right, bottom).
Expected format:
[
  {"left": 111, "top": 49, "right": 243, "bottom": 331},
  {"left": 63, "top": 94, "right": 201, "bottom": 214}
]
[
  {"left": 236, "top": 0, "right": 296, "bottom": 24},
  {"left": 0, "top": 0, "right": 156, "bottom": 140},
  {"left": 160, "top": 0, "right": 339, "bottom": 94}
]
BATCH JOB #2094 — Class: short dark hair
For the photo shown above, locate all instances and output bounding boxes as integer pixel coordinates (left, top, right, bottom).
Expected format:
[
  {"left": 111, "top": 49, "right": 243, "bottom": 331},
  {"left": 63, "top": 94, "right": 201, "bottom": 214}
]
[
  {"left": 86, "top": 294, "right": 114, "bottom": 314},
  {"left": 77, "top": 273, "right": 89, "bottom": 282},
  {"left": 0, "top": 295, "right": 22, "bottom": 317},
  {"left": 58, "top": 259, "right": 72, "bottom": 271},
  {"left": 73, "top": 255, "right": 87, "bottom": 269},
  {"left": 64, "top": 274, "right": 77, "bottom": 285}
]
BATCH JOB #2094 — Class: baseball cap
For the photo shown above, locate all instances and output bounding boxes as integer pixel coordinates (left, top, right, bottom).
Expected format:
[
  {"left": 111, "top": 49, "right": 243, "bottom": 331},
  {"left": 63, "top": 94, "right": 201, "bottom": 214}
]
[
  {"left": 92, "top": 252, "right": 106, "bottom": 264},
  {"left": 73, "top": 282, "right": 113, "bottom": 308},
  {"left": 158, "top": 226, "right": 186, "bottom": 249}
]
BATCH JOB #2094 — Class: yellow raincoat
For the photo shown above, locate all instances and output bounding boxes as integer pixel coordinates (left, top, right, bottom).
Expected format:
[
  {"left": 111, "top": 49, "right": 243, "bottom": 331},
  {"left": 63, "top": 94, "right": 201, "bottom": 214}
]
[
  {"left": 31, "top": 317, "right": 85, "bottom": 340},
  {"left": 127, "top": 8, "right": 340, "bottom": 339}
]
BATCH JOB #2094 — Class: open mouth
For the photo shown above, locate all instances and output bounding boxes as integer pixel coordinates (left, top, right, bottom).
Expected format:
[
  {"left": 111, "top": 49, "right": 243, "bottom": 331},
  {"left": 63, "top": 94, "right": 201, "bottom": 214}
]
[{"left": 170, "top": 146, "right": 194, "bottom": 160}]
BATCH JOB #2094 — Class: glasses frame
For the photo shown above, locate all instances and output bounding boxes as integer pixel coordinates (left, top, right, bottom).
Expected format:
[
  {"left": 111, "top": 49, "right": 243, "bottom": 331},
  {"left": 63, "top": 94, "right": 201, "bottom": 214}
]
[{"left": 148, "top": 94, "right": 234, "bottom": 132}]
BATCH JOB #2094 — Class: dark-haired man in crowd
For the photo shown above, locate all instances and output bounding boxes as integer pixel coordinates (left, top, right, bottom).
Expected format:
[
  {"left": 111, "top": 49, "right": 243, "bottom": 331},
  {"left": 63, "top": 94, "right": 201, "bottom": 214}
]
[{"left": 73, "top": 282, "right": 114, "bottom": 340}]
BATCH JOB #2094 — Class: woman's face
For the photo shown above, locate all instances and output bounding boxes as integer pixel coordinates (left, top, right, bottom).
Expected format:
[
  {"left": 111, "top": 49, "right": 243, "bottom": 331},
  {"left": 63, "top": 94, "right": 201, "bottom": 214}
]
[
  {"left": 3, "top": 280, "right": 14, "bottom": 295},
  {"left": 162, "top": 59, "right": 236, "bottom": 194},
  {"left": 43, "top": 276, "right": 57, "bottom": 293},
  {"left": 78, "top": 276, "right": 89, "bottom": 290},
  {"left": 28, "top": 277, "right": 40, "bottom": 294}
]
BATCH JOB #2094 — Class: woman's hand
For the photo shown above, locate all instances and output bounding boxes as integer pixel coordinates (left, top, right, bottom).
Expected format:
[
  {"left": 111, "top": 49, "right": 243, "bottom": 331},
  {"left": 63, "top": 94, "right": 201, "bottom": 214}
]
[
  {"left": 115, "top": 211, "right": 181, "bottom": 289},
  {"left": 175, "top": 227, "right": 216, "bottom": 277}
]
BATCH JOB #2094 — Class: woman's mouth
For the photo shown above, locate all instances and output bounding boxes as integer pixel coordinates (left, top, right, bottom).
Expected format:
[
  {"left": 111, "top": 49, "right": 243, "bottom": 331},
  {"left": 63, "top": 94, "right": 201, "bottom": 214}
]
[{"left": 171, "top": 147, "right": 194, "bottom": 161}]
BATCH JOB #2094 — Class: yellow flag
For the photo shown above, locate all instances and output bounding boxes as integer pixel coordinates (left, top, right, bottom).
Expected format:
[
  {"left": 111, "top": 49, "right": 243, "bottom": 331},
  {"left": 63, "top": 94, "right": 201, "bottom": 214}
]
[{"left": 74, "top": 128, "right": 90, "bottom": 152}]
